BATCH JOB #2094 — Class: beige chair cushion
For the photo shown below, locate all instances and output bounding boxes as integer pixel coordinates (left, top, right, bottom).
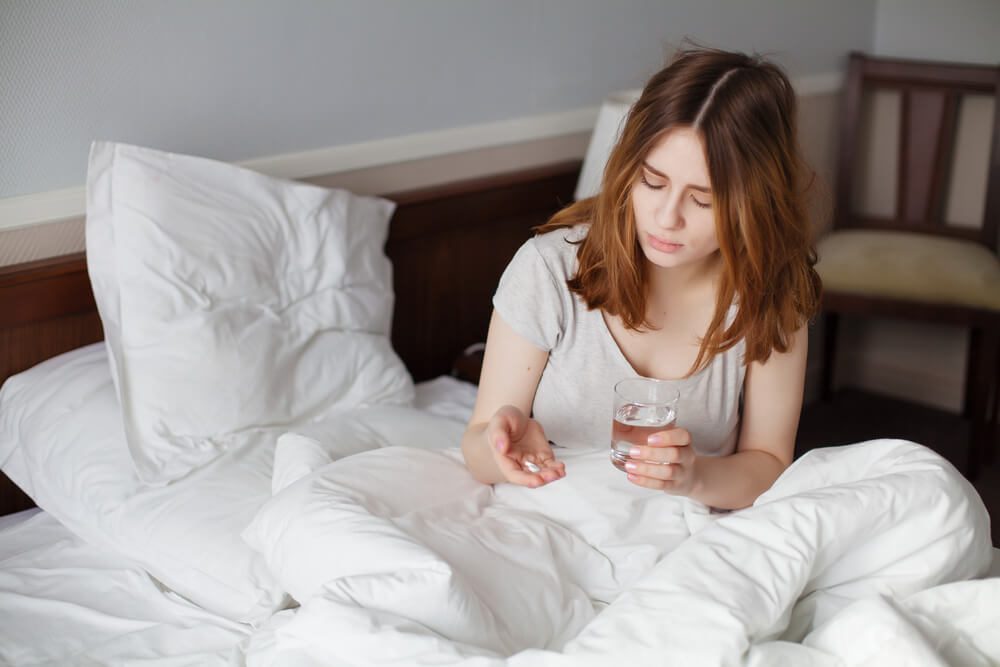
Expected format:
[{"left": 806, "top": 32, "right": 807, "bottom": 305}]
[{"left": 816, "top": 229, "right": 1000, "bottom": 311}]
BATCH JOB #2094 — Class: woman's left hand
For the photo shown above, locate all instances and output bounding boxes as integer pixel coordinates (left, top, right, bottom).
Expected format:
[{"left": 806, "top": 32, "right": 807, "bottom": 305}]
[{"left": 624, "top": 427, "right": 699, "bottom": 496}]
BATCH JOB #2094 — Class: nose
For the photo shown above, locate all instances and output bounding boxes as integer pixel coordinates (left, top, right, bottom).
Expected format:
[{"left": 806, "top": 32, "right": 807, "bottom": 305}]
[{"left": 654, "top": 192, "right": 684, "bottom": 230}]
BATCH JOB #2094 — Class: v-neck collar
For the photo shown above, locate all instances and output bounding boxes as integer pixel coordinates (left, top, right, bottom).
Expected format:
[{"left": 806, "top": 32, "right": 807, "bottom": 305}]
[{"left": 596, "top": 308, "right": 707, "bottom": 386}]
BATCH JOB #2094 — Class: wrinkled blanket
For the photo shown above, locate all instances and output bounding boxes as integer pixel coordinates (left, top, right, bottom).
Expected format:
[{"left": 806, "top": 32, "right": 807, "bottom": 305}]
[{"left": 242, "top": 436, "right": 994, "bottom": 666}]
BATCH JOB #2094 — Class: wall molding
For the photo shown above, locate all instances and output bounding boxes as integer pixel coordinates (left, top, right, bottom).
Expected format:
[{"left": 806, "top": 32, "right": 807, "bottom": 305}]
[
  {"left": 0, "top": 187, "right": 87, "bottom": 233},
  {"left": 0, "top": 71, "right": 843, "bottom": 232},
  {"left": 791, "top": 72, "right": 843, "bottom": 97},
  {"left": 0, "top": 107, "right": 598, "bottom": 233}
]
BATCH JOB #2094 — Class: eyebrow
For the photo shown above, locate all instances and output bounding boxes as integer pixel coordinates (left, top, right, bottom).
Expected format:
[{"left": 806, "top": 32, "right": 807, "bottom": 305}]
[{"left": 642, "top": 161, "right": 712, "bottom": 194}]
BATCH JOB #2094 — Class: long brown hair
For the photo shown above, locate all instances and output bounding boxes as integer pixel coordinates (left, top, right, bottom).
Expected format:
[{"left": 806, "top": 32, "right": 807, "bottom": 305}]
[{"left": 538, "top": 45, "right": 822, "bottom": 374}]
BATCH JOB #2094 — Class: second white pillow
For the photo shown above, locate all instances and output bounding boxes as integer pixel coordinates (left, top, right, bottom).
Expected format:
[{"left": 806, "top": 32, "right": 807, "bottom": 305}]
[{"left": 86, "top": 141, "right": 414, "bottom": 485}]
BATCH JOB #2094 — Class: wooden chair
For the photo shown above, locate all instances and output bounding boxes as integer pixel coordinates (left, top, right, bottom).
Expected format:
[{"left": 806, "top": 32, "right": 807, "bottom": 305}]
[{"left": 817, "top": 52, "right": 1000, "bottom": 480}]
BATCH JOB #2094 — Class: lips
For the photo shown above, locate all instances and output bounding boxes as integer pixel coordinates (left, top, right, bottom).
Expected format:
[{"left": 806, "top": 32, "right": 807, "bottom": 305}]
[{"left": 647, "top": 233, "right": 683, "bottom": 253}]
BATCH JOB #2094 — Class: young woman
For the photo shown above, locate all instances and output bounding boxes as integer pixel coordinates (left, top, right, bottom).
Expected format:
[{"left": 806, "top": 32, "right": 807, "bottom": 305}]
[{"left": 461, "top": 46, "right": 822, "bottom": 510}]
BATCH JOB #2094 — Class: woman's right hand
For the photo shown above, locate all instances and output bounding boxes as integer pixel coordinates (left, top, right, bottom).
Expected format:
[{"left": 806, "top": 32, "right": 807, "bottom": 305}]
[{"left": 485, "top": 405, "right": 566, "bottom": 487}]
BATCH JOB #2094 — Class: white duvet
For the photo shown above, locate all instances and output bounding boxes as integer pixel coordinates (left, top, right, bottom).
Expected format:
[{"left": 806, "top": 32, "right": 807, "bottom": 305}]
[{"left": 240, "top": 416, "right": 996, "bottom": 667}]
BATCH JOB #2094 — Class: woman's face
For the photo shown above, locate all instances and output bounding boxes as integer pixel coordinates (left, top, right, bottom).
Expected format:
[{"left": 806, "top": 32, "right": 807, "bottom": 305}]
[{"left": 631, "top": 126, "right": 720, "bottom": 273}]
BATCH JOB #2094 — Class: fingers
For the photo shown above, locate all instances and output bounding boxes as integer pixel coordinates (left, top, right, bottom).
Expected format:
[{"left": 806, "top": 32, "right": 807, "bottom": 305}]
[
  {"left": 647, "top": 427, "right": 690, "bottom": 447},
  {"left": 624, "top": 458, "right": 676, "bottom": 482},
  {"left": 493, "top": 405, "right": 527, "bottom": 439},
  {"left": 487, "top": 406, "right": 531, "bottom": 456},
  {"left": 506, "top": 469, "right": 548, "bottom": 488},
  {"left": 532, "top": 451, "right": 564, "bottom": 471},
  {"left": 495, "top": 451, "right": 565, "bottom": 488},
  {"left": 625, "top": 461, "right": 694, "bottom": 495},
  {"left": 537, "top": 459, "right": 566, "bottom": 483},
  {"left": 624, "top": 427, "right": 690, "bottom": 490},
  {"left": 490, "top": 428, "right": 508, "bottom": 456},
  {"left": 627, "top": 445, "right": 682, "bottom": 464},
  {"left": 521, "top": 453, "right": 566, "bottom": 484},
  {"left": 485, "top": 413, "right": 515, "bottom": 455},
  {"left": 487, "top": 408, "right": 565, "bottom": 487},
  {"left": 494, "top": 455, "right": 549, "bottom": 488},
  {"left": 627, "top": 428, "right": 691, "bottom": 464},
  {"left": 626, "top": 470, "right": 676, "bottom": 491}
]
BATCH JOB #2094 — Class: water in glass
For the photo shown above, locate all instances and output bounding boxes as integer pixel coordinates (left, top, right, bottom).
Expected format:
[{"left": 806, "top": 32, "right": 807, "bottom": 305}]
[{"left": 610, "top": 402, "right": 676, "bottom": 471}]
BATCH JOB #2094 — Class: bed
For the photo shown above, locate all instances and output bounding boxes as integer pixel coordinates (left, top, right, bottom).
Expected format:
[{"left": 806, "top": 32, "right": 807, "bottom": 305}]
[
  {"left": 0, "top": 154, "right": 578, "bottom": 511},
  {"left": 0, "top": 145, "right": 997, "bottom": 667}
]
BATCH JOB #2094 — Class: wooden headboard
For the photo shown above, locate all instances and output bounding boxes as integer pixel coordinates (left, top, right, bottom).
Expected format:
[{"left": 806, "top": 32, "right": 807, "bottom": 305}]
[{"left": 0, "top": 160, "right": 581, "bottom": 515}]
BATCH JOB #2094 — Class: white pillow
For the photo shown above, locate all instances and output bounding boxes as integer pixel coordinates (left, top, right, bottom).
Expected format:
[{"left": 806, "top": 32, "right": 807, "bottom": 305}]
[
  {"left": 0, "top": 344, "right": 287, "bottom": 621},
  {"left": 86, "top": 141, "right": 414, "bottom": 484}
]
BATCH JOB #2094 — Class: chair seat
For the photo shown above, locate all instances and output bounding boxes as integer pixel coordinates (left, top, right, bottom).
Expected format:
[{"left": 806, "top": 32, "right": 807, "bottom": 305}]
[{"left": 816, "top": 229, "right": 1000, "bottom": 311}]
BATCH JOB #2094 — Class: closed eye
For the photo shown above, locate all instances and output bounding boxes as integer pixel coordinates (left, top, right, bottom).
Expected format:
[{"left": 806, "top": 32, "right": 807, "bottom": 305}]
[
  {"left": 640, "top": 173, "right": 663, "bottom": 190},
  {"left": 641, "top": 173, "right": 712, "bottom": 209}
]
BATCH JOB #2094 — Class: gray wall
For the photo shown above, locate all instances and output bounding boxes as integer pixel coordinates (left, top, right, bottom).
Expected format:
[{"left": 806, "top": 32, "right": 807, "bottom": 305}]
[
  {"left": 874, "top": 0, "right": 1000, "bottom": 63},
  {"left": 0, "top": 0, "right": 877, "bottom": 200}
]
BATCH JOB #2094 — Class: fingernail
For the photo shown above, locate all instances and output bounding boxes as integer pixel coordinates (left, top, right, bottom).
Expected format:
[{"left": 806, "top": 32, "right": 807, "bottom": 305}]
[
  {"left": 625, "top": 461, "right": 637, "bottom": 471},
  {"left": 494, "top": 440, "right": 504, "bottom": 452},
  {"left": 628, "top": 447, "right": 641, "bottom": 457},
  {"left": 647, "top": 434, "right": 663, "bottom": 444}
]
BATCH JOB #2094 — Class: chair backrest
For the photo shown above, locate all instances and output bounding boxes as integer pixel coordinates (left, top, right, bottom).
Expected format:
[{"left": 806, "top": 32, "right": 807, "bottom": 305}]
[{"left": 835, "top": 51, "right": 1000, "bottom": 252}]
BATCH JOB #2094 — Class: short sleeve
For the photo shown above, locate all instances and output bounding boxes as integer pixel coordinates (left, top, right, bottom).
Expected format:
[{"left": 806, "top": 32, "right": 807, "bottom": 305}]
[{"left": 492, "top": 238, "right": 566, "bottom": 351}]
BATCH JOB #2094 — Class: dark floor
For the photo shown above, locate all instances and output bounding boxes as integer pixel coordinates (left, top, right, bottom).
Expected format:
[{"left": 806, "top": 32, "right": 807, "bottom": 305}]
[{"left": 797, "top": 388, "right": 998, "bottom": 548}]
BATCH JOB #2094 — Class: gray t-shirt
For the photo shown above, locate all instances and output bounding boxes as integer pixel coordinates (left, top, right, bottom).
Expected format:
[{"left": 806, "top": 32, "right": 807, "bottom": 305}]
[{"left": 492, "top": 224, "right": 745, "bottom": 456}]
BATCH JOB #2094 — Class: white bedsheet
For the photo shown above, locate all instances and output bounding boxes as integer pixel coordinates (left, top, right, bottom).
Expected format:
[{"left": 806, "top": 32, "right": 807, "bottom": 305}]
[
  {"left": 242, "top": 435, "right": 997, "bottom": 667},
  {"left": 0, "top": 376, "right": 479, "bottom": 667},
  {"left": 0, "top": 508, "right": 250, "bottom": 666}
]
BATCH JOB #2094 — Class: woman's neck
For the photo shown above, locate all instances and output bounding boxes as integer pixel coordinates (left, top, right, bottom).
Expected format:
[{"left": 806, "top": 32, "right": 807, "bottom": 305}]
[{"left": 646, "top": 252, "right": 722, "bottom": 310}]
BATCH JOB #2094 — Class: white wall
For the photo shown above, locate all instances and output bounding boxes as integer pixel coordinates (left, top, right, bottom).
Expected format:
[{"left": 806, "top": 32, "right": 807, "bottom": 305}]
[
  {"left": 829, "top": 0, "right": 1000, "bottom": 412},
  {"left": 0, "top": 0, "right": 876, "bottom": 201}
]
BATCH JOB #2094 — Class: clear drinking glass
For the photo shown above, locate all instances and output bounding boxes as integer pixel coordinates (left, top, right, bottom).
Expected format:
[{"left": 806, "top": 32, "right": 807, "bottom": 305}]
[{"left": 610, "top": 378, "right": 679, "bottom": 472}]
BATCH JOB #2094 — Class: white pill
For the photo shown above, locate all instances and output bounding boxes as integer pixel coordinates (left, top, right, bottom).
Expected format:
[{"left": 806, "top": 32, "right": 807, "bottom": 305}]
[{"left": 523, "top": 461, "right": 541, "bottom": 473}]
